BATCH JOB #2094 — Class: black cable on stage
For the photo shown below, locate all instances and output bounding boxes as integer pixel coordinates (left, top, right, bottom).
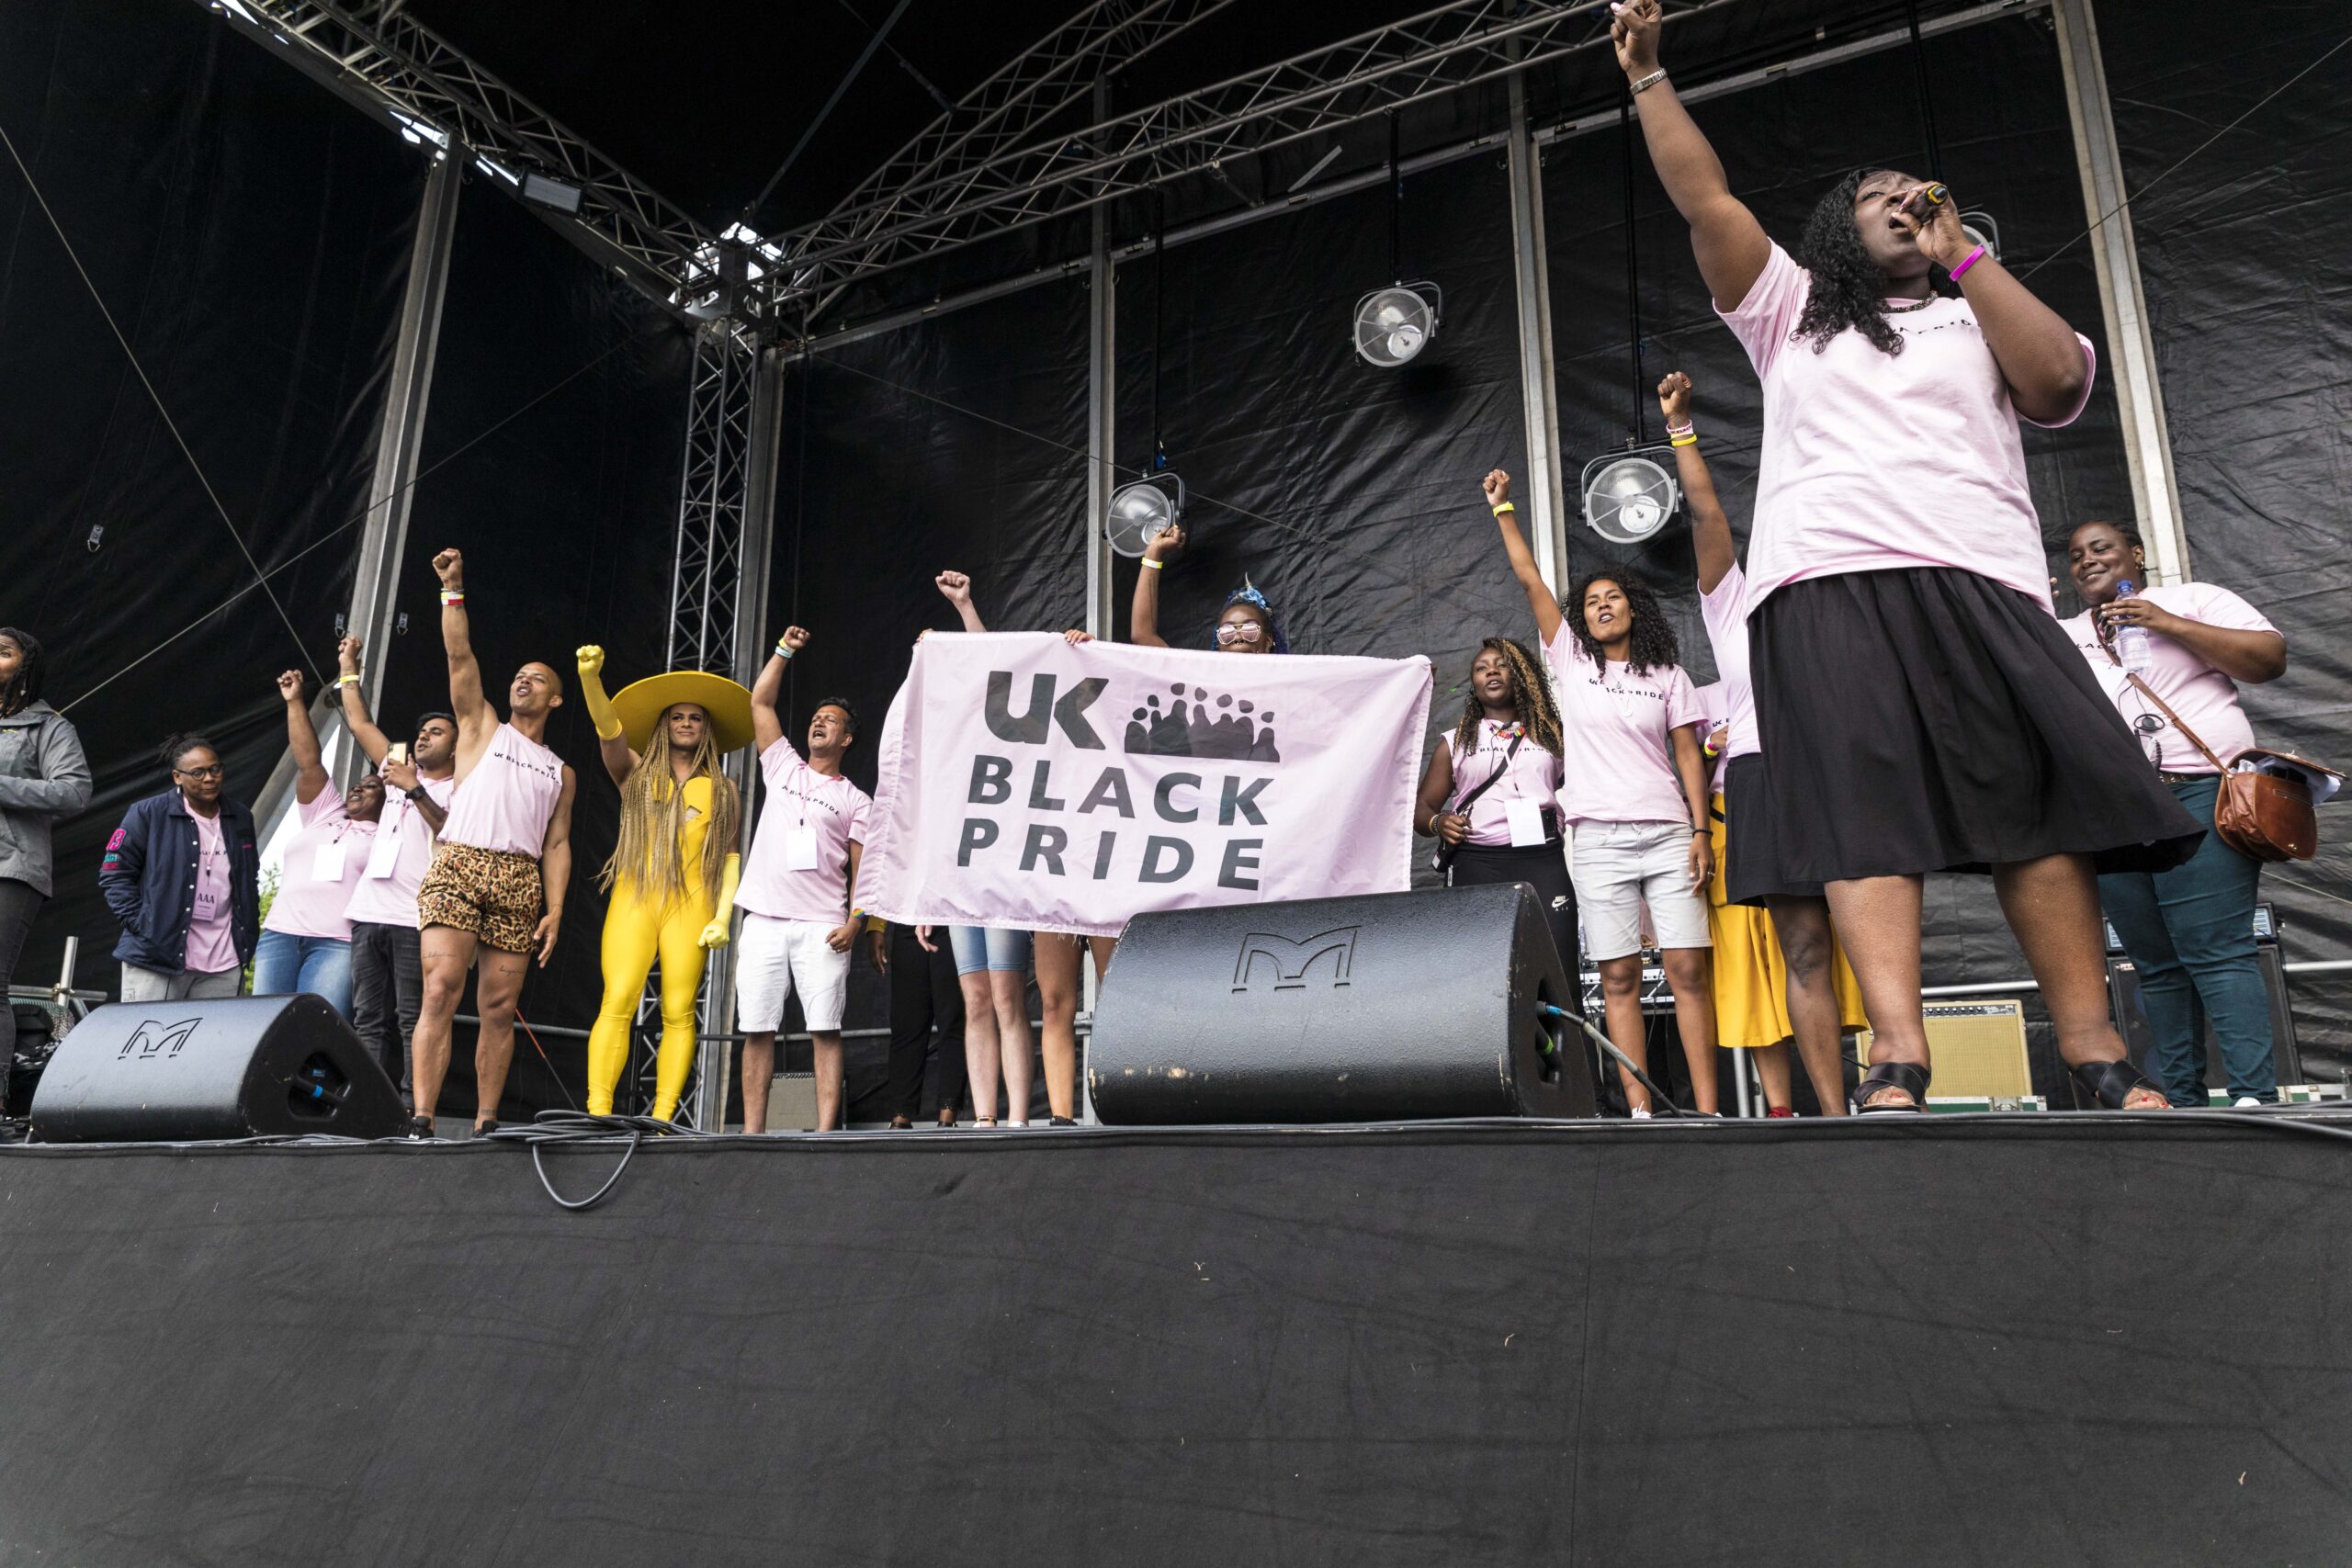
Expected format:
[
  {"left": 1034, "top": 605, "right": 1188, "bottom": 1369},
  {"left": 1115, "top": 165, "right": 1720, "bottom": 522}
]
[
  {"left": 484, "top": 1110, "right": 720, "bottom": 1212},
  {"left": 60, "top": 328, "right": 645, "bottom": 715},
  {"left": 0, "top": 111, "right": 325, "bottom": 690},
  {"left": 2018, "top": 27, "right": 2352, "bottom": 281}
]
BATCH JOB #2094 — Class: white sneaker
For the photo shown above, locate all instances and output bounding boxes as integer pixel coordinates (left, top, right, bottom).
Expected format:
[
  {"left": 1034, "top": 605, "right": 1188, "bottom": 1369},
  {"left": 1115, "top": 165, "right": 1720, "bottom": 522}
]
[
  {"left": 1630, "top": 1106, "right": 1653, "bottom": 1120},
  {"left": 2233, "top": 1097, "right": 2263, "bottom": 1109}
]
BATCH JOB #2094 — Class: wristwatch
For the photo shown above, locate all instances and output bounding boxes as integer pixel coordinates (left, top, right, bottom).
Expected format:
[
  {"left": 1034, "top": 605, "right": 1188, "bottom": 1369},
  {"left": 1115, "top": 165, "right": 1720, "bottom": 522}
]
[{"left": 407, "top": 784, "right": 433, "bottom": 806}]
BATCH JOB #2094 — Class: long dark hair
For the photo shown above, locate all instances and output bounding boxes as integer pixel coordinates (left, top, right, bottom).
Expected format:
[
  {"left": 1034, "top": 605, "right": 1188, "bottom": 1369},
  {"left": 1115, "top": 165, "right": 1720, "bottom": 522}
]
[
  {"left": 0, "top": 626, "right": 43, "bottom": 717},
  {"left": 1452, "top": 637, "right": 1562, "bottom": 760},
  {"left": 1792, "top": 167, "right": 1950, "bottom": 358},
  {"left": 1564, "top": 571, "right": 1679, "bottom": 676}
]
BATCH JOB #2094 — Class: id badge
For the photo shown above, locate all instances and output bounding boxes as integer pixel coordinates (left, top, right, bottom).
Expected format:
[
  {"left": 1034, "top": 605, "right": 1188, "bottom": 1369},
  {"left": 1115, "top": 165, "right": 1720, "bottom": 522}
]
[
  {"left": 312, "top": 841, "right": 348, "bottom": 883},
  {"left": 362, "top": 820, "right": 401, "bottom": 880},
  {"left": 784, "top": 826, "right": 820, "bottom": 872},
  {"left": 1503, "top": 797, "right": 1547, "bottom": 848}
]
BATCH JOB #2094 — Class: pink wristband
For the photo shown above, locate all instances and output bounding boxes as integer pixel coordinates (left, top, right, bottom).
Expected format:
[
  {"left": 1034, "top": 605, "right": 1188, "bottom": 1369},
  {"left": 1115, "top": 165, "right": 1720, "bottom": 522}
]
[{"left": 1947, "top": 243, "right": 1987, "bottom": 281}]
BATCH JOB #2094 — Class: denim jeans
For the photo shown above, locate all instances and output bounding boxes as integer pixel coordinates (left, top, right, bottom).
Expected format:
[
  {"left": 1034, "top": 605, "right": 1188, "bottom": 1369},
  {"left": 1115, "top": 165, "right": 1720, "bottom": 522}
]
[
  {"left": 2097, "top": 774, "right": 2275, "bottom": 1105},
  {"left": 251, "top": 930, "right": 355, "bottom": 1021},
  {"left": 347, "top": 920, "right": 422, "bottom": 1099}
]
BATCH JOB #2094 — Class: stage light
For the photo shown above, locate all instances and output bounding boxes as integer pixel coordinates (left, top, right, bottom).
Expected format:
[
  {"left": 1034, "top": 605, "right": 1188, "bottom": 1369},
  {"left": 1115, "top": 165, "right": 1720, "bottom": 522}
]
[
  {"left": 1106, "top": 475, "right": 1185, "bottom": 558},
  {"left": 1353, "top": 284, "right": 1442, "bottom": 367},
  {"left": 522, "top": 172, "right": 585, "bottom": 215},
  {"left": 1579, "top": 451, "right": 1680, "bottom": 545},
  {"left": 1960, "top": 209, "right": 2001, "bottom": 261}
]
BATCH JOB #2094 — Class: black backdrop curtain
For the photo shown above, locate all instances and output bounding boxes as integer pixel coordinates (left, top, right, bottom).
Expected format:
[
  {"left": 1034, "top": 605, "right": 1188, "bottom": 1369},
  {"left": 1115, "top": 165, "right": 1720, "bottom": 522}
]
[
  {"left": 368, "top": 186, "right": 693, "bottom": 1117},
  {"left": 0, "top": 0, "right": 422, "bottom": 993},
  {"left": 2098, "top": 0, "right": 2352, "bottom": 1073}
]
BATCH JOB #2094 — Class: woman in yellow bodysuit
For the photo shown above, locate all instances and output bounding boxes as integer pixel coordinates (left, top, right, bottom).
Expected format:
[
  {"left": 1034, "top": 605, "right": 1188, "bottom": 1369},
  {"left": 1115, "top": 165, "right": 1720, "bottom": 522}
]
[{"left": 576, "top": 648, "right": 752, "bottom": 1120}]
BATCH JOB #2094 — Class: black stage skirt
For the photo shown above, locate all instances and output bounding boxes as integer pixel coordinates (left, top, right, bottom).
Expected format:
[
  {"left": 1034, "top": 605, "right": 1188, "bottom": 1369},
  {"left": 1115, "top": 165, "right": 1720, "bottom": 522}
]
[
  {"left": 1747, "top": 567, "right": 2203, "bottom": 885},
  {"left": 1721, "top": 752, "right": 1824, "bottom": 906},
  {"left": 1446, "top": 840, "right": 1579, "bottom": 980}
]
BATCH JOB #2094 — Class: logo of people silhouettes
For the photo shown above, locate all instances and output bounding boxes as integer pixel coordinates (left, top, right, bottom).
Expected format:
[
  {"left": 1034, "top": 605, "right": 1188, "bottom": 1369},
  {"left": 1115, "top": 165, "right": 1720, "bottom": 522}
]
[{"left": 1124, "top": 682, "right": 1281, "bottom": 763}]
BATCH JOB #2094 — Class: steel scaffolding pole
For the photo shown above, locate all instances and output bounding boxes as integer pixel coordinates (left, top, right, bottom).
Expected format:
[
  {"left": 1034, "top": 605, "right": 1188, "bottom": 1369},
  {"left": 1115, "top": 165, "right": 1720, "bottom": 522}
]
[
  {"left": 1504, "top": 68, "right": 1569, "bottom": 596},
  {"left": 2052, "top": 0, "right": 2190, "bottom": 583},
  {"left": 341, "top": 149, "right": 461, "bottom": 776}
]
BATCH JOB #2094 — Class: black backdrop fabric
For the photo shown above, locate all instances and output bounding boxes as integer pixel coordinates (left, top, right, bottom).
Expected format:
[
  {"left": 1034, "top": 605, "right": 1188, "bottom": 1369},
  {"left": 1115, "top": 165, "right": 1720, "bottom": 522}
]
[
  {"left": 1111, "top": 157, "right": 1530, "bottom": 888},
  {"left": 0, "top": 0, "right": 421, "bottom": 990},
  {"left": 368, "top": 186, "right": 692, "bottom": 1115},
  {"left": 778, "top": 281, "right": 1091, "bottom": 1115},
  {"left": 2095, "top": 0, "right": 2352, "bottom": 1072}
]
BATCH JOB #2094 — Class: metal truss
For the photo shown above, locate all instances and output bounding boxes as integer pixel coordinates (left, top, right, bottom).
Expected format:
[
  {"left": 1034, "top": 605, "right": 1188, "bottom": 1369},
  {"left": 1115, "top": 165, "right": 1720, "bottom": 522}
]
[
  {"left": 770, "top": 0, "right": 1625, "bottom": 301},
  {"left": 200, "top": 0, "right": 710, "bottom": 290},
  {"left": 796, "top": 0, "right": 1238, "bottom": 314}
]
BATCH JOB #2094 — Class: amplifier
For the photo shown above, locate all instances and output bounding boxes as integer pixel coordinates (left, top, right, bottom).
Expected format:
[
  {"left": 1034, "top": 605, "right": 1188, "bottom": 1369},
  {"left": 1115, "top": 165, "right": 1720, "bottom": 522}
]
[{"left": 1860, "top": 999, "right": 2031, "bottom": 1100}]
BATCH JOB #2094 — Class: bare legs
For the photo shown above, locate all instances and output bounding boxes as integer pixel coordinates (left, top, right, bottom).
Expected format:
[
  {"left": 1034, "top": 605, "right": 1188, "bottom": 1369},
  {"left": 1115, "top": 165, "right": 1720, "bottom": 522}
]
[
  {"left": 1658, "top": 946, "right": 1719, "bottom": 1114},
  {"left": 1595, "top": 955, "right": 1653, "bottom": 1113},
  {"left": 1035, "top": 933, "right": 1113, "bottom": 1122},
  {"left": 741, "top": 1032, "right": 776, "bottom": 1133},
  {"left": 989, "top": 969, "right": 1035, "bottom": 1124},
  {"left": 1824, "top": 874, "right": 1927, "bottom": 1109},
  {"left": 811, "top": 1030, "right": 844, "bottom": 1130},
  {"left": 413, "top": 927, "right": 527, "bottom": 1128},
  {"left": 1995, "top": 852, "right": 2164, "bottom": 1107},
  {"left": 1750, "top": 1040, "right": 1793, "bottom": 1110},
  {"left": 1765, "top": 894, "right": 1851, "bottom": 1115},
  {"left": 958, "top": 972, "right": 1001, "bottom": 1122}
]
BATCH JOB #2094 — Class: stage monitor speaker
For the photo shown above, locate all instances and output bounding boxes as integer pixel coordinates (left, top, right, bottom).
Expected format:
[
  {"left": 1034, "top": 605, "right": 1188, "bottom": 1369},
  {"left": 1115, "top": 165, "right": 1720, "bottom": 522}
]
[
  {"left": 28, "top": 995, "right": 406, "bottom": 1142},
  {"left": 1088, "top": 884, "right": 1594, "bottom": 1124},
  {"left": 1859, "top": 999, "right": 2031, "bottom": 1100},
  {"left": 2108, "top": 946, "right": 2302, "bottom": 1092}
]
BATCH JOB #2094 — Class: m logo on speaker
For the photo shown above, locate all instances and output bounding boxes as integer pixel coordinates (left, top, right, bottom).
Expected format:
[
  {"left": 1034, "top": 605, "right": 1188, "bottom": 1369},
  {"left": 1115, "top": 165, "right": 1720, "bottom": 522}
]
[
  {"left": 1232, "top": 926, "right": 1360, "bottom": 992},
  {"left": 118, "top": 1018, "right": 201, "bottom": 1061}
]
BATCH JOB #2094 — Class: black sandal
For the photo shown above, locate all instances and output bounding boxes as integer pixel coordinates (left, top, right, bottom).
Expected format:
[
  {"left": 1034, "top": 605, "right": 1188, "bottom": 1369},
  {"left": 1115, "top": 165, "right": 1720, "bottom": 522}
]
[
  {"left": 888, "top": 1115, "right": 914, "bottom": 1131},
  {"left": 1855, "top": 1060, "right": 1929, "bottom": 1114},
  {"left": 2072, "top": 1058, "right": 2169, "bottom": 1110}
]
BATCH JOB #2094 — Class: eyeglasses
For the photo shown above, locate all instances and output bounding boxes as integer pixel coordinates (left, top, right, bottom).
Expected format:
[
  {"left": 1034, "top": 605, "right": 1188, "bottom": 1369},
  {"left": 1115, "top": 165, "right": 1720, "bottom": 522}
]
[
  {"left": 174, "top": 764, "right": 224, "bottom": 781},
  {"left": 1214, "top": 622, "right": 1266, "bottom": 648}
]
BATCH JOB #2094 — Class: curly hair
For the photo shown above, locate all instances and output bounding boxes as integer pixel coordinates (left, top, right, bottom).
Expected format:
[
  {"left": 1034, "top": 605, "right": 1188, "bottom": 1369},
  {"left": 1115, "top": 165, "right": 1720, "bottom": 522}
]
[
  {"left": 1563, "top": 571, "right": 1679, "bottom": 676},
  {"left": 1452, "top": 637, "right": 1562, "bottom": 760},
  {"left": 0, "top": 626, "right": 44, "bottom": 717},
  {"left": 1791, "top": 167, "right": 1951, "bottom": 359}
]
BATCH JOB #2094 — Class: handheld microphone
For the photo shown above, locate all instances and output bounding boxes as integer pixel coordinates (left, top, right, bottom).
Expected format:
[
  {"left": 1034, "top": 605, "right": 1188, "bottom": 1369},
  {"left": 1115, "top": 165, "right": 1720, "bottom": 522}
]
[{"left": 1903, "top": 183, "right": 1951, "bottom": 227}]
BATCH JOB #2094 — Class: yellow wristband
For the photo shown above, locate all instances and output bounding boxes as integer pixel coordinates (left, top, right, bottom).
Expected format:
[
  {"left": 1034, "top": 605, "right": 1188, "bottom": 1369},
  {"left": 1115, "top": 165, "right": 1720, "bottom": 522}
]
[
  {"left": 1492, "top": 502, "right": 1516, "bottom": 515},
  {"left": 1141, "top": 557, "right": 1165, "bottom": 570},
  {"left": 335, "top": 674, "right": 360, "bottom": 685},
  {"left": 1670, "top": 433, "right": 1698, "bottom": 447}
]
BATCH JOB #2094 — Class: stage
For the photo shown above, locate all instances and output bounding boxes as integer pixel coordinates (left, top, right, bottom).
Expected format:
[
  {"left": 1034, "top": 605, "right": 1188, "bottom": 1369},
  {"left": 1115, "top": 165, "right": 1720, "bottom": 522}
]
[{"left": 4, "top": 1113, "right": 2348, "bottom": 1565}]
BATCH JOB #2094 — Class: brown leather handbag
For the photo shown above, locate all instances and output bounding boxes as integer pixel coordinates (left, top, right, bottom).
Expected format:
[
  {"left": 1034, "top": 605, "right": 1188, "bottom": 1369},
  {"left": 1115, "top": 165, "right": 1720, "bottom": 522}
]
[{"left": 2114, "top": 664, "right": 2336, "bottom": 863}]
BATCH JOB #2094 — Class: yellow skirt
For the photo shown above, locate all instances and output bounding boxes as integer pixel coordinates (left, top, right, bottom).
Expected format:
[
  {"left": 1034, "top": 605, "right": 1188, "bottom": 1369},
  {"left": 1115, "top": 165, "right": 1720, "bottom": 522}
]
[{"left": 1706, "top": 792, "right": 1869, "bottom": 1050}]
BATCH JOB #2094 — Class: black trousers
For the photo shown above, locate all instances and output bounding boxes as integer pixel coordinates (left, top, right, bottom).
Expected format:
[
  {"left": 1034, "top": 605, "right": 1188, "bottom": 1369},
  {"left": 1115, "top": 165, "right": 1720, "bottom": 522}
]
[
  {"left": 887, "top": 925, "right": 968, "bottom": 1120},
  {"left": 0, "top": 877, "right": 41, "bottom": 1113},
  {"left": 349, "top": 919, "right": 423, "bottom": 1100},
  {"left": 1446, "top": 840, "right": 1580, "bottom": 981}
]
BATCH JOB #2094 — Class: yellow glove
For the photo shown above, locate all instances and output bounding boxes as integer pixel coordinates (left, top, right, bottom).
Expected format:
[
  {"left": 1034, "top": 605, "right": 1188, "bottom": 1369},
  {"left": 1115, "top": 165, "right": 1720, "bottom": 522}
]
[
  {"left": 576, "top": 645, "right": 622, "bottom": 741},
  {"left": 697, "top": 852, "right": 741, "bottom": 949}
]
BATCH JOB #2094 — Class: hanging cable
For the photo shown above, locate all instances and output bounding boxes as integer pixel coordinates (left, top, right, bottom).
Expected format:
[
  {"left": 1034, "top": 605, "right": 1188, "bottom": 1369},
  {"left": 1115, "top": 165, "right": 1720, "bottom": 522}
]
[
  {"left": 62, "top": 327, "right": 647, "bottom": 714},
  {"left": 0, "top": 112, "right": 326, "bottom": 686},
  {"left": 1905, "top": 0, "right": 1944, "bottom": 178},
  {"left": 1152, "top": 185, "right": 1167, "bottom": 472},
  {"left": 1387, "top": 110, "right": 1404, "bottom": 284}
]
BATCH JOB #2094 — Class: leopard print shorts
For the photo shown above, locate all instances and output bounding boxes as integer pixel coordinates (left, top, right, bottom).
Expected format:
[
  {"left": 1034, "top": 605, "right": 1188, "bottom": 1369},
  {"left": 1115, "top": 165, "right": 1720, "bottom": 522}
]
[{"left": 416, "top": 842, "right": 544, "bottom": 953}]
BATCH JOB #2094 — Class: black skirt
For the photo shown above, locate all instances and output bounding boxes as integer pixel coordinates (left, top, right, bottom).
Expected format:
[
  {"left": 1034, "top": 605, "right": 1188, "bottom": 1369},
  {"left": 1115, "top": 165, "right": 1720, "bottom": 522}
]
[
  {"left": 1747, "top": 567, "right": 2203, "bottom": 884},
  {"left": 1446, "top": 840, "right": 1579, "bottom": 979},
  {"left": 1721, "top": 752, "right": 1824, "bottom": 905}
]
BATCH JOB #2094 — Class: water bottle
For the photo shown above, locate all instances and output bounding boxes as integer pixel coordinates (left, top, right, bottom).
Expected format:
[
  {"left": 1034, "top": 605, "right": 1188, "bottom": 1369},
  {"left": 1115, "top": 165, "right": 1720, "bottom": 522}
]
[{"left": 2111, "top": 580, "right": 2156, "bottom": 677}]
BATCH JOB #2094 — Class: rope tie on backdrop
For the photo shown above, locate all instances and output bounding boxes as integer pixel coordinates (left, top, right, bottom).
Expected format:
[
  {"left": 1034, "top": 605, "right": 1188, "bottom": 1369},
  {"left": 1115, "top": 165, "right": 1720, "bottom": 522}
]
[{"left": 0, "top": 112, "right": 324, "bottom": 689}]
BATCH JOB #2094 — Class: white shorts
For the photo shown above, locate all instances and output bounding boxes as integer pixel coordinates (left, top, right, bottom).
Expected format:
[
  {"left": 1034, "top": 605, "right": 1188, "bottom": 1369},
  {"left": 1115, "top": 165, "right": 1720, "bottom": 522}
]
[
  {"left": 1569, "top": 818, "right": 1713, "bottom": 963},
  {"left": 734, "top": 913, "right": 852, "bottom": 1033}
]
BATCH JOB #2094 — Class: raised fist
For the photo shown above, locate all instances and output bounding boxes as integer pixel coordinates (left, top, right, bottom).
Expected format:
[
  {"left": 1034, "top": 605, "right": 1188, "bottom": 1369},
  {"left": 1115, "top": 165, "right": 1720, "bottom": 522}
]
[
  {"left": 934, "top": 570, "right": 972, "bottom": 605},
  {"left": 432, "top": 548, "right": 464, "bottom": 589},
  {"left": 1656, "top": 370, "right": 1692, "bottom": 425},
  {"left": 780, "top": 626, "right": 811, "bottom": 652},
  {"left": 576, "top": 645, "right": 605, "bottom": 677},
  {"left": 1482, "top": 469, "right": 1513, "bottom": 509},
  {"left": 1143, "top": 523, "right": 1187, "bottom": 563},
  {"left": 337, "top": 635, "right": 364, "bottom": 674},
  {"left": 276, "top": 670, "right": 305, "bottom": 704}
]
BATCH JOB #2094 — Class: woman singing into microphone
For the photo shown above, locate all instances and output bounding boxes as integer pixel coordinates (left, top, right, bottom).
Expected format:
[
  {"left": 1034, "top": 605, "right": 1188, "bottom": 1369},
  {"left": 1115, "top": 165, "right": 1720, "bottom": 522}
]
[{"left": 1611, "top": 0, "right": 2199, "bottom": 1112}]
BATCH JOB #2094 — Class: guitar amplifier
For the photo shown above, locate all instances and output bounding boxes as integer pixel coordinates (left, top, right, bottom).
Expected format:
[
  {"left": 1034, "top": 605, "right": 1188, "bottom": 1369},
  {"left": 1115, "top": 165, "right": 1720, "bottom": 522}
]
[{"left": 1860, "top": 999, "right": 2031, "bottom": 1101}]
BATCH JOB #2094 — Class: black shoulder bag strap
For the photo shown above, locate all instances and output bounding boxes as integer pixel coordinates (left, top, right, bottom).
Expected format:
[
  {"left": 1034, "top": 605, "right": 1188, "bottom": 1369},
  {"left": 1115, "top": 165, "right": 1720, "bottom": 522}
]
[{"left": 1433, "top": 731, "right": 1524, "bottom": 876}]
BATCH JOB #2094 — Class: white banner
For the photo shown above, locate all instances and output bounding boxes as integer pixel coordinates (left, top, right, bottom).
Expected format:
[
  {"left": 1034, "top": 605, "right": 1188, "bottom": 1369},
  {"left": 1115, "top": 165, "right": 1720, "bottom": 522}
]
[{"left": 858, "top": 633, "right": 1432, "bottom": 938}]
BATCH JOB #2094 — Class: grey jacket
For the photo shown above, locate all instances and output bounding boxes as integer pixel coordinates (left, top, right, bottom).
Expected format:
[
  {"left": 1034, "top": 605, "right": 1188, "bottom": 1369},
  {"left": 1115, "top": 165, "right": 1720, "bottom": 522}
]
[{"left": 0, "top": 701, "right": 93, "bottom": 897}]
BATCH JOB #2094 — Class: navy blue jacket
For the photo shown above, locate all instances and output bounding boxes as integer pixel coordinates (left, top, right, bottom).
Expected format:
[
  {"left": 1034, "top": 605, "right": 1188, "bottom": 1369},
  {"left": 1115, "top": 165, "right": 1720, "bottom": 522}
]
[{"left": 99, "top": 788, "right": 260, "bottom": 974}]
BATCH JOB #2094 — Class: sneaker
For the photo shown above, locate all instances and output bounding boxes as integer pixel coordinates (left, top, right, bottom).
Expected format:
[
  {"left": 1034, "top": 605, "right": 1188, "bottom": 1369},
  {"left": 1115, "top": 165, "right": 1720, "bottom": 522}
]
[
  {"left": 406, "top": 1115, "right": 434, "bottom": 1140},
  {"left": 1629, "top": 1106, "right": 1653, "bottom": 1121},
  {"left": 1766, "top": 1106, "right": 1797, "bottom": 1119},
  {"left": 2233, "top": 1096, "right": 2264, "bottom": 1110}
]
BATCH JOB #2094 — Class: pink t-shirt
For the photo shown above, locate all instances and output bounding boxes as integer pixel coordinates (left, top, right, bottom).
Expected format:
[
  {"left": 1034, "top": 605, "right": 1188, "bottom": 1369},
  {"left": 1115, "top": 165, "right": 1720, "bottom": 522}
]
[
  {"left": 1444, "top": 719, "right": 1566, "bottom": 847},
  {"left": 186, "top": 808, "right": 239, "bottom": 975},
  {"left": 343, "top": 773, "right": 456, "bottom": 929},
  {"left": 1697, "top": 561, "right": 1758, "bottom": 761},
  {"left": 736, "top": 738, "right": 872, "bottom": 925},
  {"left": 441, "top": 722, "right": 565, "bottom": 857},
  {"left": 1544, "top": 624, "right": 1707, "bottom": 826},
  {"left": 2059, "top": 583, "right": 2278, "bottom": 777},
  {"left": 1718, "top": 242, "right": 2097, "bottom": 610},
  {"left": 265, "top": 789, "right": 379, "bottom": 942}
]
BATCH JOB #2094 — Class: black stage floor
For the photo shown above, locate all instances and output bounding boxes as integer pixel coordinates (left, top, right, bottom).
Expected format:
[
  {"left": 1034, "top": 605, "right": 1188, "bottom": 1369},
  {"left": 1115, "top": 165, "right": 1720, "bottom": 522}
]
[{"left": 3, "top": 1112, "right": 2349, "bottom": 1566}]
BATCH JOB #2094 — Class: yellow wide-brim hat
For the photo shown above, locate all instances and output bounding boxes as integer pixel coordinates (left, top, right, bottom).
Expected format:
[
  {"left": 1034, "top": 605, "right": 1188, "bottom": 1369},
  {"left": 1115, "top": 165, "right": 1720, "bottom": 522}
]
[{"left": 611, "top": 671, "right": 755, "bottom": 755}]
